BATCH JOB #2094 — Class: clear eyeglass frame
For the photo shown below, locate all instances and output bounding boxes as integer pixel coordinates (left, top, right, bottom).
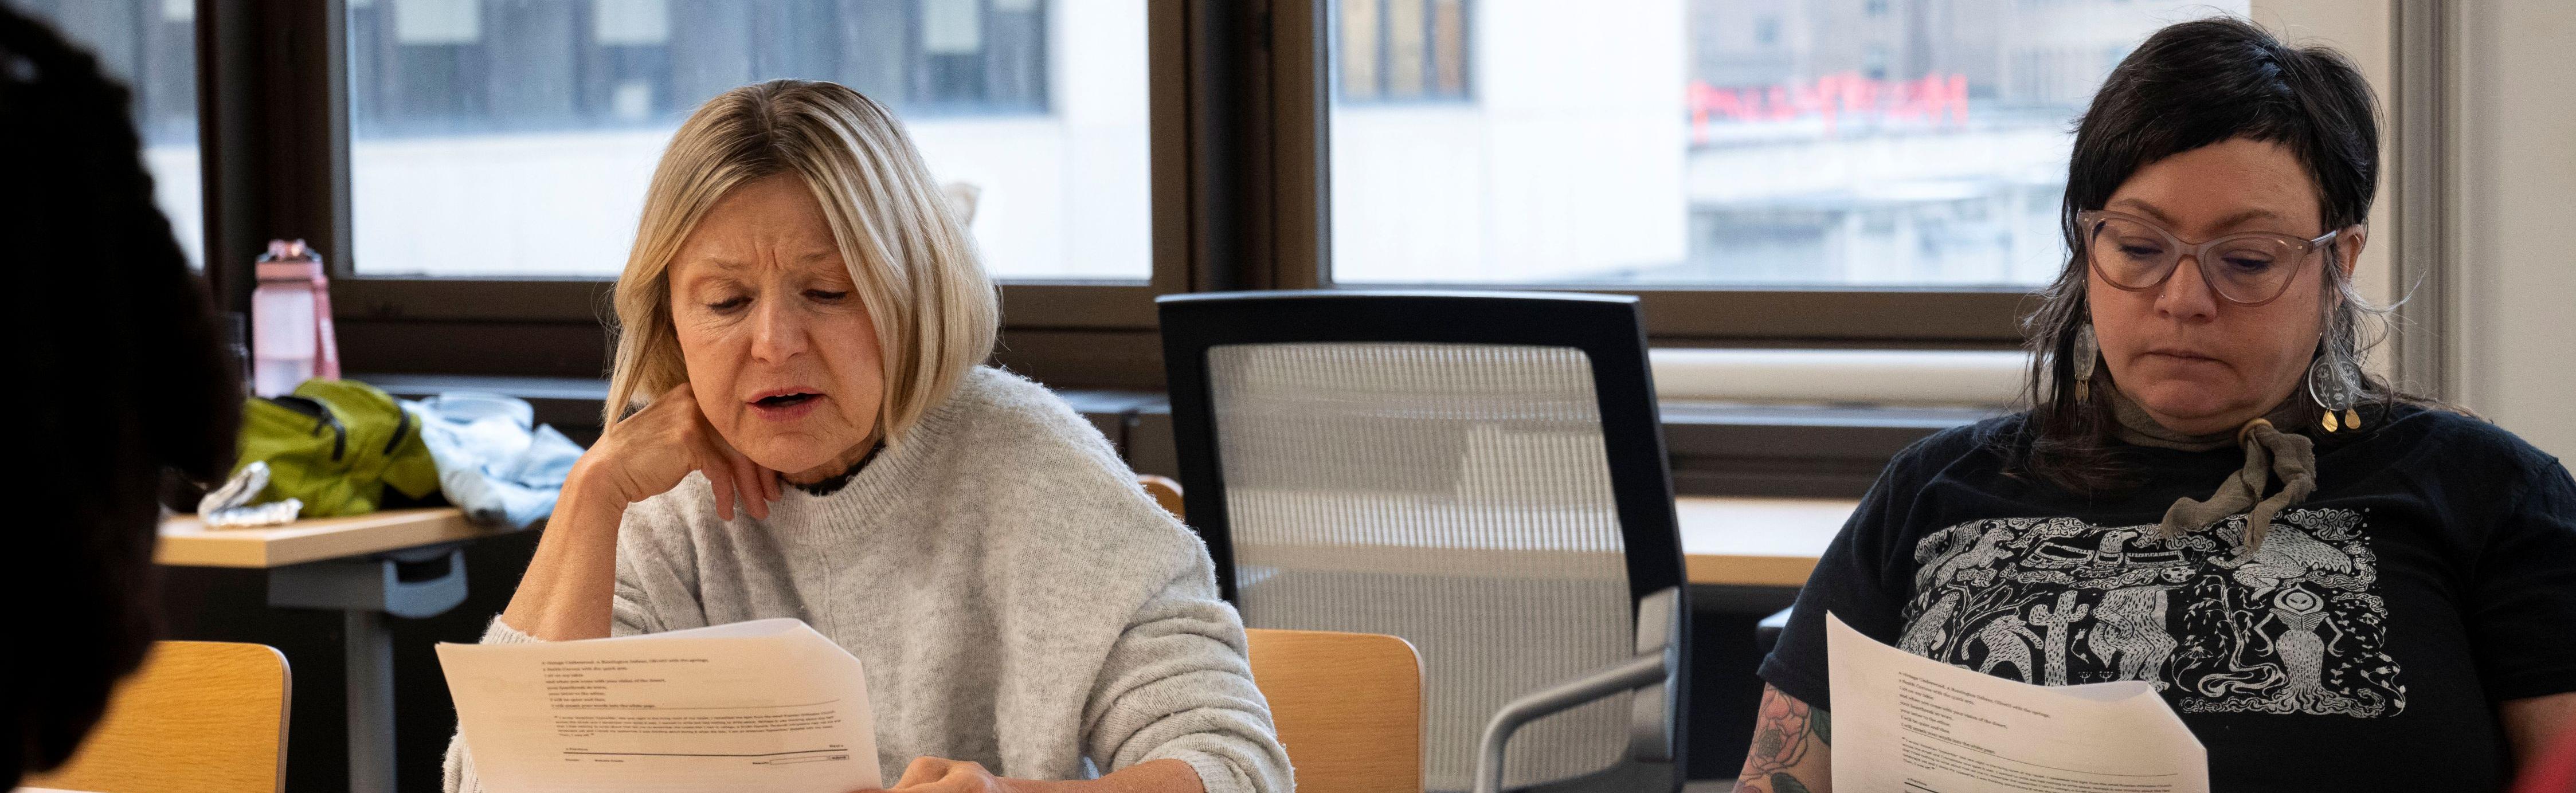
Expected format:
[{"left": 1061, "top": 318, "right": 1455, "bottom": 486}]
[{"left": 2077, "top": 209, "right": 2347, "bottom": 307}]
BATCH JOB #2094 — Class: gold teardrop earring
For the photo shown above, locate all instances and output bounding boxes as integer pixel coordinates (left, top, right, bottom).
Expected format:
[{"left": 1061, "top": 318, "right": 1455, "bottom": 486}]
[
  {"left": 2072, "top": 324, "right": 2099, "bottom": 403},
  {"left": 2307, "top": 347, "right": 2362, "bottom": 432}
]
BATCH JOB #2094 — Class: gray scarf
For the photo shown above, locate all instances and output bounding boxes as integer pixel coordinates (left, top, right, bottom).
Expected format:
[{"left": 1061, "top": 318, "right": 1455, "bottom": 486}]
[{"left": 2103, "top": 383, "right": 2317, "bottom": 552}]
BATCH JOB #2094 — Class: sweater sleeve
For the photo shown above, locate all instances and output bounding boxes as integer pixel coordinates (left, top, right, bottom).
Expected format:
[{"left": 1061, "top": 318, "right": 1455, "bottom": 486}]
[{"left": 1082, "top": 566, "right": 1295, "bottom": 793}]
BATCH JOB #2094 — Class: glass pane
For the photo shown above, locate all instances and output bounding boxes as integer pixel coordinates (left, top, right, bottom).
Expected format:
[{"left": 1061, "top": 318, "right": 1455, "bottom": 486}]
[
  {"left": 349, "top": 0, "right": 1150, "bottom": 281},
  {"left": 8, "top": 0, "right": 203, "bottom": 266},
  {"left": 1328, "top": 0, "right": 2249, "bottom": 288}
]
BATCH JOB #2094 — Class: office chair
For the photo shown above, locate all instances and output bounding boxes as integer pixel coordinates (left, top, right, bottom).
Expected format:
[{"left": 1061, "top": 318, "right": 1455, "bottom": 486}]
[{"left": 1160, "top": 291, "right": 1689, "bottom": 793}]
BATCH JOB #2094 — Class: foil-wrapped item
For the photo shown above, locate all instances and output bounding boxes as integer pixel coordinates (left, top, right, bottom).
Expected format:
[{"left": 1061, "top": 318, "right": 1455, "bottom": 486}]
[
  {"left": 197, "top": 461, "right": 304, "bottom": 528},
  {"left": 205, "top": 499, "right": 303, "bottom": 528}
]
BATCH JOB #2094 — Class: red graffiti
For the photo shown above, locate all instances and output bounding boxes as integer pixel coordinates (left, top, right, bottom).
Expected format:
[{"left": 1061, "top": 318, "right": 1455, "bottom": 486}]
[{"left": 1688, "top": 71, "right": 1970, "bottom": 142}]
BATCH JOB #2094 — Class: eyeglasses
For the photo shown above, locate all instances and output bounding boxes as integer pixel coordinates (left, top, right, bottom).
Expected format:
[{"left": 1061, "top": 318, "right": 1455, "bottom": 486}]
[{"left": 2078, "top": 209, "right": 2346, "bottom": 306}]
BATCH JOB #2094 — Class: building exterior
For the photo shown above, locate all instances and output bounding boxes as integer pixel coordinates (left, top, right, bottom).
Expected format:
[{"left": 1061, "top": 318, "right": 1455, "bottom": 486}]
[
  {"left": 341, "top": 0, "right": 1148, "bottom": 280},
  {"left": 1337, "top": 0, "right": 2248, "bottom": 286}
]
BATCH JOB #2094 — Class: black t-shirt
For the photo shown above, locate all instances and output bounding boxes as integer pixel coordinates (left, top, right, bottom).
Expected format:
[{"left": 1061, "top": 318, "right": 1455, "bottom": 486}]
[{"left": 1759, "top": 404, "right": 2576, "bottom": 791}]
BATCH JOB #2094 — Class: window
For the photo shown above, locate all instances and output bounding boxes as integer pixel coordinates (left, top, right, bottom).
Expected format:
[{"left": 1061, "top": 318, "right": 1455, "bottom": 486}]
[
  {"left": 1334, "top": 0, "right": 1470, "bottom": 102},
  {"left": 7, "top": 0, "right": 202, "bottom": 266},
  {"left": 1326, "top": 0, "right": 2249, "bottom": 288},
  {"left": 346, "top": 0, "right": 1150, "bottom": 281}
]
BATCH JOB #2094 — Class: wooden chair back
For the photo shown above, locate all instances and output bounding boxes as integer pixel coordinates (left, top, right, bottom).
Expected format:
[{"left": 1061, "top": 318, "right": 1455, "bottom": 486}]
[
  {"left": 22, "top": 641, "right": 291, "bottom": 793},
  {"left": 1246, "top": 628, "right": 1424, "bottom": 793},
  {"left": 1140, "top": 474, "right": 1185, "bottom": 520}
]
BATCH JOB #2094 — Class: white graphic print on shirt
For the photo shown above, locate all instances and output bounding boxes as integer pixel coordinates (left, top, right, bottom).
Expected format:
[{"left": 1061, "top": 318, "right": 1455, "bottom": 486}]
[{"left": 1896, "top": 508, "right": 2406, "bottom": 717}]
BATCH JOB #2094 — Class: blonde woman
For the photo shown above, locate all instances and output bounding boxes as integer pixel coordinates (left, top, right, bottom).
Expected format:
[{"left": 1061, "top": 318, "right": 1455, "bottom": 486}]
[{"left": 443, "top": 80, "right": 1291, "bottom": 793}]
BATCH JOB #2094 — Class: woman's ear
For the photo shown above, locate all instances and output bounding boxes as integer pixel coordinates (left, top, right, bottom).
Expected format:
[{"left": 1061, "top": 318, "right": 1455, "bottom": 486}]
[{"left": 2335, "top": 226, "right": 2367, "bottom": 279}]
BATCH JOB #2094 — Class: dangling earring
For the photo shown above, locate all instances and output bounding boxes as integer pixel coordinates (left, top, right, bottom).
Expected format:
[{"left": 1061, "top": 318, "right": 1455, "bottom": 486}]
[
  {"left": 2072, "top": 324, "right": 2099, "bottom": 403},
  {"left": 2307, "top": 346, "right": 2363, "bottom": 432}
]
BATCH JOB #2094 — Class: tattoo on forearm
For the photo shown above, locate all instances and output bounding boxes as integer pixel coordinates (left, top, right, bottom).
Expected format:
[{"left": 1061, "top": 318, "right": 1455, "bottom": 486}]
[{"left": 1737, "top": 685, "right": 1830, "bottom": 793}]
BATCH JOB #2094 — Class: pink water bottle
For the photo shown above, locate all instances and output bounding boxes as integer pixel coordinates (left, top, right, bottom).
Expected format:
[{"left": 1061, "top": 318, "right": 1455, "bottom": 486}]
[{"left": 250, "top": 239, "right": 340, "bottom": 397}]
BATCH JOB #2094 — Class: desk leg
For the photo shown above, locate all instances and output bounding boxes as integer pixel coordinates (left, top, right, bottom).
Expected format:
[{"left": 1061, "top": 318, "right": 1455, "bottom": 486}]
[
  {"left": 347, "top": 609, "right": 398, "bottom": 793},
  {"left": 270, "top": 544, "right": 469, "bottom": 793}
]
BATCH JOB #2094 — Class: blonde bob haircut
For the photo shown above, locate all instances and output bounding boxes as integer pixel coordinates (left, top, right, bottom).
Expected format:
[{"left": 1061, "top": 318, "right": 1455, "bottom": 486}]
[{"left": 604, "top": 79, "right": 997, "bottom": 447}]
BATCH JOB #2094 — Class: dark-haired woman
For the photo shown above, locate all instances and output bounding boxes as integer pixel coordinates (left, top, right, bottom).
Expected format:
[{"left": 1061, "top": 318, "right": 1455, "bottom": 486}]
[
  {"left": 1739, "top": 18, "right": 2576, "bottom": 792},
  {"left": 1, "top": 7, "right": 242, "bottom": 786}
]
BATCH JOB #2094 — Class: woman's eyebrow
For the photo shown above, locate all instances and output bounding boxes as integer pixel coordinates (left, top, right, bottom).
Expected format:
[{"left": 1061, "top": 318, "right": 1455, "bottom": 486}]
[
  {"left": 2109, "top": 197, "right": 2176, "bottom": 224},
  {"left": 2108, "top": 198, "right": 2282, "bottom": 231},
  {"left": 2209, "top": 208, "right": 2284, "bottom": 230},
  {"left": 685, "top": 256, "right": 753, "bottom": 272}
]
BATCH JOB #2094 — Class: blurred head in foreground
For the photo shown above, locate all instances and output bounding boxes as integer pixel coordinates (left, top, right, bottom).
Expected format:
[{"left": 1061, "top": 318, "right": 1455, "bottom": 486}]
[{"left": 1, "top": 7, "right": 240, "bottom": 783}]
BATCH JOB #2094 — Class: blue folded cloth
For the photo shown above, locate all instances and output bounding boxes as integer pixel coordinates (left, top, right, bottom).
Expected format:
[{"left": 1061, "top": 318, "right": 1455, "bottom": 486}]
[{"left": 405, "top": 392, "right": 585, "bottom": 529}]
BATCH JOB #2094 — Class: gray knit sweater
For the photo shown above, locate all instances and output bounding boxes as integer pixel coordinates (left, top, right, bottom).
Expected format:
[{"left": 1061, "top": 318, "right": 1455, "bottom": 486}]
[{"left": 443, "top": 367, "right": 1292, "bottom": 793}]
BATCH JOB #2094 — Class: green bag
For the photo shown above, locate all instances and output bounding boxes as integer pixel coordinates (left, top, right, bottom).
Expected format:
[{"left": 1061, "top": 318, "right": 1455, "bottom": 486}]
[{"left": 233, "top": 379, "right": 440, "bottom": 518}]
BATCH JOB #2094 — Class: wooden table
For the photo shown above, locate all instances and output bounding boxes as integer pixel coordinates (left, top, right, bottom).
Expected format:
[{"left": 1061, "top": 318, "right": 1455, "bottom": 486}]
[
  {"left": 1675, "top": 496, "right": 1854, "bottom": 588},
  {"left": 158, "top": 507, "right": 496, "bottom": 567},
  {"left": 158, "top": 507, "right": 522, "bottom": 793}
]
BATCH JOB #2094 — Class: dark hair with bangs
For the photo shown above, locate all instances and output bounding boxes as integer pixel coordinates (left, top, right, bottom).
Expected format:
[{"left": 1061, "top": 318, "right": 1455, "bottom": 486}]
[{"left": 2013, "top": 16, "right": 2406, "bottom": 494}]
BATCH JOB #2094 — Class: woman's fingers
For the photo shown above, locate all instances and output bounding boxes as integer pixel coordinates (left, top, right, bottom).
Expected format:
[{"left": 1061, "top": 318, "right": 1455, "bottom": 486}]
[
  {"left": 701, "top": 456, "right": 738, "bottom": 521},
  {"left": 698, "top": 407, "right": 781, "bottom": 512},
  {"left": 673, "top": 391, "right": 749, "bottom": 521},
  {"left": 697, "top": 414, "right": 774, "bottom": 520},
  {"left": 633, "top": 380, "right": 785, "bottom": 520},
  {"left": 891, "top": 756, "right": 952, "bottom": 787},
  {"left": 854, "top": 756, "right": 1005, "bottom": 791},
  {"left": 726, "top": 448, "right": 769, "bottom": 520}
]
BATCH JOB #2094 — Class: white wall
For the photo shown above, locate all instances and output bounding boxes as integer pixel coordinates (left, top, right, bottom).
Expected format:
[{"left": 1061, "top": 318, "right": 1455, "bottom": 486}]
[
  {"left": 2249, "top": 0, "right": 2397, "bottom": 313},
  {"left": 2454, "top": 0, "right": 2576, "bottom": 458}
]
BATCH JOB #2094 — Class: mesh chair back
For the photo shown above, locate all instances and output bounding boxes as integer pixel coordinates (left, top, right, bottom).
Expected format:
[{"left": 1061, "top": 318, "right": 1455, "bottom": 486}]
[
  {"left": 1162, "top": 293, "right": 1686, "bottom": 793},
  {"left": 1211, "top": 342, "right": 1630, "bottom": 788}
]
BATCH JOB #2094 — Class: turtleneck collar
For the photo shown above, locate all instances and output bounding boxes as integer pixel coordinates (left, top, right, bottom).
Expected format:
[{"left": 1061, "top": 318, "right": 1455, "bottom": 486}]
[
  {"left": 2099, "top": 379, "right": 2319, "bottom": 552},
  {"left": 2104, "top": 377, "right": 2315, "bottom": 452}
]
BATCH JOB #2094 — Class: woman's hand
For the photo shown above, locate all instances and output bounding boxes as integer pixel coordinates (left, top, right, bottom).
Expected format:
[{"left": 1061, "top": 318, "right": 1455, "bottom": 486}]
[
  {"left": 856, "top": 757, "right": 1203, "bottom": 793},
  {"left": 864, "top": 757, "right": 1012, "bottom": 792},
  {"left": 580, "top": 381, "right": 780, "bottom": 521},
  {"left": 501, "top": 381, "right": 779, "bottom": 641}
]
